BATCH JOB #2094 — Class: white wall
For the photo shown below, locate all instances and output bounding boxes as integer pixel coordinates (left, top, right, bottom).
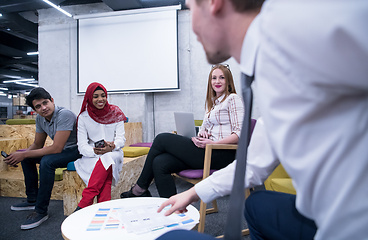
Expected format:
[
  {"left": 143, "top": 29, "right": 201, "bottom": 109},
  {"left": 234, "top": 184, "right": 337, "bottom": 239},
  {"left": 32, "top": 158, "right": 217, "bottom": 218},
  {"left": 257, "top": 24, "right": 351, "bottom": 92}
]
[
  {"left": 0, "top": 97, "right": 12, "bottom": 119},
  {"left": 38, "top": 3, "right": 260, "bottom": 142}
]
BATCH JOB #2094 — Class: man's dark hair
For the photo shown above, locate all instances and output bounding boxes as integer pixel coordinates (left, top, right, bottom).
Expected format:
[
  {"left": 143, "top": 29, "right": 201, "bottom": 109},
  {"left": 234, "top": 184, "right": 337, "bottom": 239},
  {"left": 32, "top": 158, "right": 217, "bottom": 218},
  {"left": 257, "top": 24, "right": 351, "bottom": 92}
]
[
  {"left": 231, "top": 0, "right": 264, "bottom": 12},
  {"left": 25, "top": 87, "right": 52, "bottom": 110},
  {"left": 195, "top": 0, "right": 264, "bottom": 13}
]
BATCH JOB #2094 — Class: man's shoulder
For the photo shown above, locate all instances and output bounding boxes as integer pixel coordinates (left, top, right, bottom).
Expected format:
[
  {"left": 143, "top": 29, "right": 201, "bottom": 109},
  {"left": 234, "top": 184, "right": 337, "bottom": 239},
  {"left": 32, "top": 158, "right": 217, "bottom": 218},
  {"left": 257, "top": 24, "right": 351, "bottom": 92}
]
[
  {"left": 35, "top": 114, "right": 45, "bottom": 124},
  {"left": 55, "top": 107, "right": 77, "bottom": 120}
]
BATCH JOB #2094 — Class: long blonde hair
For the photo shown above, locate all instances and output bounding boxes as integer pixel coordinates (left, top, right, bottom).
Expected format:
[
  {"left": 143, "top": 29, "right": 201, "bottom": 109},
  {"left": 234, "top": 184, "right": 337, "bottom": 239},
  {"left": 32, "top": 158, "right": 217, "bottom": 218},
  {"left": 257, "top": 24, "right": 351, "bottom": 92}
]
[{"left": 205, "top": 64, "right": 236, "bottom": 113}]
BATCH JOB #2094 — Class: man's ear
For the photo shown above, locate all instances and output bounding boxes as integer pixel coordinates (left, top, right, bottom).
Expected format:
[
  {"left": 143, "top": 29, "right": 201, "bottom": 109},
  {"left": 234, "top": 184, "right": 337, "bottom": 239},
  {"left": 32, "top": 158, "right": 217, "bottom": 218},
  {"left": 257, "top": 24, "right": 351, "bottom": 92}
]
[
  {"left": 50, "top": 97, "right": 54, "bottom": 103},
  {"left": 210, "top": 0, "right": 224, "bottom": 15}
]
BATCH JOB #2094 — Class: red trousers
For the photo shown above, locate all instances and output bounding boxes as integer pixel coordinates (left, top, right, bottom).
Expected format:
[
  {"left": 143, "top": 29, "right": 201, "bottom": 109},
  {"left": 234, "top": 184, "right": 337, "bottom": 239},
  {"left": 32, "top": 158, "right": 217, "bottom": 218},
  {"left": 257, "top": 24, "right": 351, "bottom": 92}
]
[{"left": 78, "top": 159, "right": 113, "bottom": 208}]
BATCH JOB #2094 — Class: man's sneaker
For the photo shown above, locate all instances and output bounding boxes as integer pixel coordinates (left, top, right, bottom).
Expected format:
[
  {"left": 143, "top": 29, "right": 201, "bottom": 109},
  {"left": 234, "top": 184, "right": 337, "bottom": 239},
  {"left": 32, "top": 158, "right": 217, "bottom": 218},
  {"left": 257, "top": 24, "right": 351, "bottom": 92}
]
[
  {"left": 11, "top": 201, "right": 36, "bottom": 211},
  {"left": 21, "top": 212, "right": 49, "bottom": 230}
]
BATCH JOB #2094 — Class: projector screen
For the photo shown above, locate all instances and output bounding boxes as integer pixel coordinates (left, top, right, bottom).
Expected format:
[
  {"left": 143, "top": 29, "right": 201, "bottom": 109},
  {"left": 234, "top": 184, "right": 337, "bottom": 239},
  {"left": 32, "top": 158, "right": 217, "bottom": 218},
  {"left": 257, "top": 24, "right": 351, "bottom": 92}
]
[{"left": 77, "top": 6, "right": 179, "bottom": 93}]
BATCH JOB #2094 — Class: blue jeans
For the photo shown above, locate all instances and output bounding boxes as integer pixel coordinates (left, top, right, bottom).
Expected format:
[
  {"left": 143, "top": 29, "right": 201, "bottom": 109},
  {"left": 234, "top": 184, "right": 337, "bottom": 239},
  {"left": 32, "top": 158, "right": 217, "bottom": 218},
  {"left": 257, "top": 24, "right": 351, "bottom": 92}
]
[{"left": 21, "top": 146, "right": 81, "bottom": 214}]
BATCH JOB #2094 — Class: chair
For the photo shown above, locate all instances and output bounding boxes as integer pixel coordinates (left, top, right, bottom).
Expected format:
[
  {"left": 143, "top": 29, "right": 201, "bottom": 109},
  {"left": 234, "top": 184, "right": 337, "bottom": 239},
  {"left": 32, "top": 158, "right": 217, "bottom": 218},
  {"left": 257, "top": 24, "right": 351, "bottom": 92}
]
[
  {"left": 264, "top": 164, "right": 296, "bottom": 195},
  {"left": 175, "top": 119, "right": 257, "bottom": 235},
  {"left": 174, "top": 144, "right": 237, "bottom": 234}
]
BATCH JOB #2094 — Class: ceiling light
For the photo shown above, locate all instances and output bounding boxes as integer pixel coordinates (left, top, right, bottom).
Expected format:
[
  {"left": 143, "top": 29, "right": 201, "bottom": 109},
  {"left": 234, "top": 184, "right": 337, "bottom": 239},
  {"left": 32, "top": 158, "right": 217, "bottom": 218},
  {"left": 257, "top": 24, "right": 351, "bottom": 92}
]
[
  {"left": 8, "top": 95, "right": 12, "bottom": 99},
  {"left": 0, "top": 93, "right": 6, "bottom": 97},
  {"left": 27, "top": 52, "right": 39, "bottom": 55},
  {"left": 3, "top": 78, "right": 35, "bottom": 83},
  {"left": 0, "top": 87, "right": 8, "bottom": 91},
  {"left": 0, "top": 13, "right": 2, "bottom": 17},
  {"left": 43, "top": 0, "right": 72, "bottom": 17},
  {"left": 3, "top": 75, "right": 21, "bottom": 78},
  {"left": 15, "top": 82, "right": 39, "bottom": 88}
]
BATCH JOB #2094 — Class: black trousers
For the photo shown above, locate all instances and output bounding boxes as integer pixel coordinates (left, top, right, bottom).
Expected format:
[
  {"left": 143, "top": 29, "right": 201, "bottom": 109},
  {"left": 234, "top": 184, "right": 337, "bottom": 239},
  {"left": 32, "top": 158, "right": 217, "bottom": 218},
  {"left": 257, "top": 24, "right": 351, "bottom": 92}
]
[{"left": 136, "top": 133, "right": 236, "bottom": 198}]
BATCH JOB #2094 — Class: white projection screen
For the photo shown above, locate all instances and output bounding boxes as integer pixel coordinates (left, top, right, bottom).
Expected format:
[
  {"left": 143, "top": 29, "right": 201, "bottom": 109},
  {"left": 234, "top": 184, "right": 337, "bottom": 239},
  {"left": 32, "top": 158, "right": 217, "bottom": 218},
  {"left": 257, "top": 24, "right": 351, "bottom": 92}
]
[{"left": 77, "top": 6, "right": 180, "bottom": 93}]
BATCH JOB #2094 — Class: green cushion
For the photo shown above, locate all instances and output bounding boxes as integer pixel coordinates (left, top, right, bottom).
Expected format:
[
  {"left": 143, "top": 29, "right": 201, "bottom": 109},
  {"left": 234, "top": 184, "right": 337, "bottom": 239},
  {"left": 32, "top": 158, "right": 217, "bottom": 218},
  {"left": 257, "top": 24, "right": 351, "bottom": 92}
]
[
  {"left": 6, "top": 119, "right": 36, "bottom": 125},
  {"left": 38, "top": 168, "right": 66, "bottom": 181},
  {"left": 122, "top": 146, "right": 150, "bottom": 157},
  {"left": 270, "top": 178, "right": 296, "bottom": 195}
]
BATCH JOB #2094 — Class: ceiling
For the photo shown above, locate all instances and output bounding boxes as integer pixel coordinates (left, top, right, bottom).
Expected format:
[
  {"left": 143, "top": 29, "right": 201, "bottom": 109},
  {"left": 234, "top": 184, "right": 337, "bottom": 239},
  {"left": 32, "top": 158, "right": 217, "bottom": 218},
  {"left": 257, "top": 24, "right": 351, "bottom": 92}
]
[{"left": 0, "top": 0, "right": 185, "bottom": 96}]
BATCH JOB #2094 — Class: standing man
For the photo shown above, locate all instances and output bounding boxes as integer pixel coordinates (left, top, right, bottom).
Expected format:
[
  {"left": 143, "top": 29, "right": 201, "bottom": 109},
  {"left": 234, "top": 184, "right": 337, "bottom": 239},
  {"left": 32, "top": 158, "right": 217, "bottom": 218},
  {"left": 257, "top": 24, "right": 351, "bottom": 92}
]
[
  {"left": 4, "top": 87, "right": 81, "bottom": 230},
  {"left": 157, "top": 0, "right": 368, "bottom": 239}
]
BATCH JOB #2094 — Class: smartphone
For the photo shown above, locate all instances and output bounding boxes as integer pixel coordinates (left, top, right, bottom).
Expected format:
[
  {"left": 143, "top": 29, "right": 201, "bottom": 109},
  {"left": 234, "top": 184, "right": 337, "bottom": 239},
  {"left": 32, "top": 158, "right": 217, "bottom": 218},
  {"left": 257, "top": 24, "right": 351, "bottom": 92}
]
[
  {"left": 1, "top": 151, "right": 9, "bottom": 158},
  {"left": 94, "top": 139, "right": 105, "bottom": 148}
]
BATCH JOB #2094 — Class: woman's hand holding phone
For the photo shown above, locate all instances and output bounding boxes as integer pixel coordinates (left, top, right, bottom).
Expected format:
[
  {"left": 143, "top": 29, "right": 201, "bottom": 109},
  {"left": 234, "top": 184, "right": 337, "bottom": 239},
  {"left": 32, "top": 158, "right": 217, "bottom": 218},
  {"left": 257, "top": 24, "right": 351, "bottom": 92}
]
[{"left": 93, "top": 140, "right": 116, "bottom": 155}]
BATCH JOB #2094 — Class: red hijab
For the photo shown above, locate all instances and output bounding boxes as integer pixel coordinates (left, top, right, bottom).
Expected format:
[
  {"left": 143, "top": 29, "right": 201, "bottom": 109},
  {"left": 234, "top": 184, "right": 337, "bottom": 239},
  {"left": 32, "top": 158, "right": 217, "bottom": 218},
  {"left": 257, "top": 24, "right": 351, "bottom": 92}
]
[{"left": 78, "top": 82, "right": 127, "bottom": 124}]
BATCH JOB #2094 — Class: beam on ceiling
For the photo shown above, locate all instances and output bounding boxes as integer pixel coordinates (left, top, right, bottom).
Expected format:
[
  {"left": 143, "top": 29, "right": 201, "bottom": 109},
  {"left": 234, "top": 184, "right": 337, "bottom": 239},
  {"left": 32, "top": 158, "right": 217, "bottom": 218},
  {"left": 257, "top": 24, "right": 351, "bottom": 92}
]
[
  {"left": 1, "top": 30, "right": 38, "bottom": 44},
  {"left": 0, "top": 68, "right": 35, "bottom": 79},
  {"left": 0, "top": 32, "right": 38, "bottom": 52},
  {"left": 1, "top": 13, "right": 38, "bottom": 39},
  {"left": 0, "top": 0, "right": 46, "bottom": 14},
  {"left": 102, "top": 0, "right": 142, "bottom": 10},
  {"left": 0, "top": 44, "right": 27, "bottom": 57},
  {"left": 12, "top": 63, "right": 38, "bottom": 73},
  {"left": 0, "top": 55, "right": 37, "bottom": 65}
]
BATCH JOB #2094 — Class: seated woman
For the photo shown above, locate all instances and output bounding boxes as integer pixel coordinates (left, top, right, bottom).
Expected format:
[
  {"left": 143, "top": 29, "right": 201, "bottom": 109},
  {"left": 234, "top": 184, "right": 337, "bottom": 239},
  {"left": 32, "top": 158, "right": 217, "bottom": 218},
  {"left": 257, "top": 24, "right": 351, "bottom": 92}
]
[
  {"left": 120, "top": 64, "right": 244, "bottom": 198},
  {"left": 75, "top": 82, "right": 127, "bottom": 210}
]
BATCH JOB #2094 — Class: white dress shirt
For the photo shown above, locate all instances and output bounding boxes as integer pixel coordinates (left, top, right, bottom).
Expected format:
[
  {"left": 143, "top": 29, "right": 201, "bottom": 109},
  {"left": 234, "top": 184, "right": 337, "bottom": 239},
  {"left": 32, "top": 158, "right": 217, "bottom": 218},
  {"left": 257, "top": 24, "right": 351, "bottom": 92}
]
[
  {"left": 74, "top": 111, "right": 125, "bottom": 186},
  {"left": 195, "top": 117, "right": 278, "bottom": 200},
  {"left": 196, "top": 1, "right": 368, "bottom": 239}
]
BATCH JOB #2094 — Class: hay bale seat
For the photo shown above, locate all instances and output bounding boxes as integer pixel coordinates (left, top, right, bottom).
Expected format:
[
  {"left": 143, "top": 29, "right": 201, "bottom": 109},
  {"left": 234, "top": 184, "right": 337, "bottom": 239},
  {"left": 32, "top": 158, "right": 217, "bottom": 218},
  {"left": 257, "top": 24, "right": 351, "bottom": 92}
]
[
  {"left": 63, "top": 155, "right": 148, "bottom": 216},
  {"left": 0, "top": 122, "right": 146, "bottom": 215}
]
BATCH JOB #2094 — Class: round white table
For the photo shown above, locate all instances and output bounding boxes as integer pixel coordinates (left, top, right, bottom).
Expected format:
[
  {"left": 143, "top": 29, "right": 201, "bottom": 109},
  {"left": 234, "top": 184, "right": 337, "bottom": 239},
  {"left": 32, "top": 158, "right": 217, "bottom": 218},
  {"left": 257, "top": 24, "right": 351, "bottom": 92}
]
[{"left": 61, "top": 197, "right": 199, "bottom": 240}]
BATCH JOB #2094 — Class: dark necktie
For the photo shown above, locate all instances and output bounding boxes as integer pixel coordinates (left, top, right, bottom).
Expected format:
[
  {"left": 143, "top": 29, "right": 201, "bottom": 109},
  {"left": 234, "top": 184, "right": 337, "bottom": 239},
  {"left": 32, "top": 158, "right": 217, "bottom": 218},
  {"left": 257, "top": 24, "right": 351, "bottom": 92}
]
[{"left": 224, "top": 73, "right": 254, "bottom": 240}]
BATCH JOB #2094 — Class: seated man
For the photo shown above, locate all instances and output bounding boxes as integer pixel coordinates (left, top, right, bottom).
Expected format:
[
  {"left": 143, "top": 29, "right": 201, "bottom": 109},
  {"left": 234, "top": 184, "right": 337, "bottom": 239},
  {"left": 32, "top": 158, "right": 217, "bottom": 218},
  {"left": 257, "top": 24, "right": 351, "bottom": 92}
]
[{"left": 3, "top": 87, "right": 81, "bottom": 230}]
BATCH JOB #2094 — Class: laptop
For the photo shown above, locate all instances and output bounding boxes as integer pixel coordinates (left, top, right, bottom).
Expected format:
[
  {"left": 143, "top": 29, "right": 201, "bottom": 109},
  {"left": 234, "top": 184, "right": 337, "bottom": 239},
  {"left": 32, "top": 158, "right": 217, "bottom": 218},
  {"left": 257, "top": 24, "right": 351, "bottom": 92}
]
[{"left": 174, "top": 112, "right": 197, "bottom": 138}]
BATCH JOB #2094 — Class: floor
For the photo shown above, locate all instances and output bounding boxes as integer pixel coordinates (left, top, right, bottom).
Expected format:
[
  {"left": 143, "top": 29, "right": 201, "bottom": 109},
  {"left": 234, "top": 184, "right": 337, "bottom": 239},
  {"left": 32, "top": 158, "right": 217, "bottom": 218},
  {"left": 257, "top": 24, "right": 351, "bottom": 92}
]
[{"left": 0, "top": 177, "right": 251, "bottom": 240}]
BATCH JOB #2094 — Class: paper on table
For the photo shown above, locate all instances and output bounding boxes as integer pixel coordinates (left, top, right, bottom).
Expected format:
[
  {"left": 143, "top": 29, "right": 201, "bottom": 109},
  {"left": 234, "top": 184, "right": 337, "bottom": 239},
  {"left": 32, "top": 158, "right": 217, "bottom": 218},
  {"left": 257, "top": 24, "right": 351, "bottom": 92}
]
[
  {"left": 86, "top": 208, "right": 125, "bottom": 232},
  {"left": 115, "top": 204, "right": 198, "bottom": 234}
]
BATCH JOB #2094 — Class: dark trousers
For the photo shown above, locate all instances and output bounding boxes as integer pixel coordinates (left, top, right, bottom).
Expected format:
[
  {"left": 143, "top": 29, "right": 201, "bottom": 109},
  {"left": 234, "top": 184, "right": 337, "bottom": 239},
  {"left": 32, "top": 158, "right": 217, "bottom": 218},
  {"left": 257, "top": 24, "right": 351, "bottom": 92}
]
[
  {"left": 157, "top": 191, "right": 317, "bottom": 240},
  {"left": 137, "top": 133, "right": 236, "bottom": 198},
  {"left": 244, "top": 191, "right": 317, "bottom": 240},
  {"left": 21, "top": 146, "right": 81, "bottom": 214},
  {"left": 157, "top": 230, "right": 216, "bottom": 240}
]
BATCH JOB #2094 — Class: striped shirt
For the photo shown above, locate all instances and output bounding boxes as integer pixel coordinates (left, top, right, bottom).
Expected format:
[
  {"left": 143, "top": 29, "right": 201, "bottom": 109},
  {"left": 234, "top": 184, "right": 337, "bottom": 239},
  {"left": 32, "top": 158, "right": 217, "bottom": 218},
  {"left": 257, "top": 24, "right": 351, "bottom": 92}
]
[{"left": 200, "top": 93, "right": 244, "bottom": 141}]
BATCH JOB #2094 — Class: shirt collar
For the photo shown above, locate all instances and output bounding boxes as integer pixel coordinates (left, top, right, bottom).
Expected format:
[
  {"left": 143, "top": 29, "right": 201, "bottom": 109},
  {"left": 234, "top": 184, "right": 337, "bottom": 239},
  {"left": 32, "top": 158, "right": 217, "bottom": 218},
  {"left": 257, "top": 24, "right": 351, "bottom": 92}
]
[
  {"left": 48, "top": 106, "right": 60, "bottom": 124},
  {"left": 240, "top": 15, "right": 261, "bottom": 77},
  {"left": 214, "top": 94, "right": 226, "bottom": 104}
]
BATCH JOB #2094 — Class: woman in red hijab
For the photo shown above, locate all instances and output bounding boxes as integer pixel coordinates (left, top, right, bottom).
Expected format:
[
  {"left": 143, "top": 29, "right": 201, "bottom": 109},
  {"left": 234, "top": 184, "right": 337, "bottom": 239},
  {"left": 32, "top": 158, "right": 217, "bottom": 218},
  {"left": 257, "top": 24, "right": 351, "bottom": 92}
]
[{"left": 74, "top": 82, "right": 127, "bottom": 211}]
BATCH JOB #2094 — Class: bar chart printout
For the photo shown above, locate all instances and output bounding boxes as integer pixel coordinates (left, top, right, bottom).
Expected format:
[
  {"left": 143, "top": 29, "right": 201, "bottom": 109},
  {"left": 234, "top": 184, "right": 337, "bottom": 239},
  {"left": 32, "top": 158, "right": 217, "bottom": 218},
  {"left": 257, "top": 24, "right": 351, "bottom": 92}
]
[
  {"left": 86, "top": 204, "right": 197, "bottom": 235},
  {"left": 86, "top": 208, "right": 124, "bottom": 232},
  {"left": 116, "top": 204, "right": 197, "bottom": 234}
]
